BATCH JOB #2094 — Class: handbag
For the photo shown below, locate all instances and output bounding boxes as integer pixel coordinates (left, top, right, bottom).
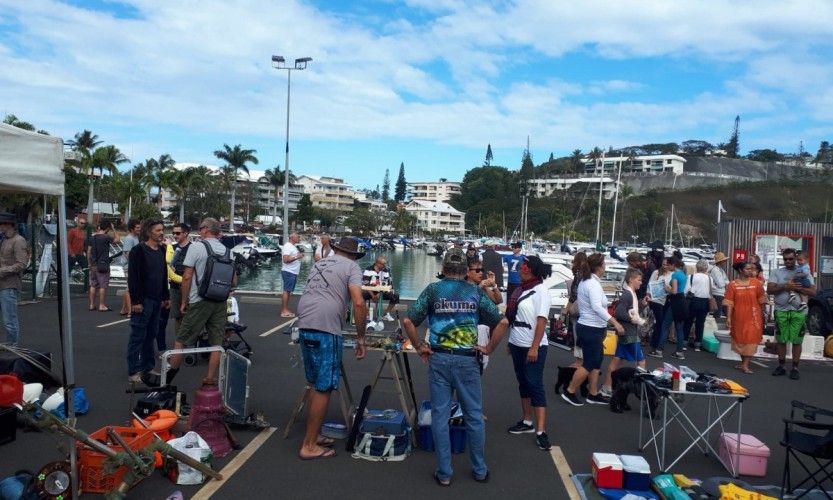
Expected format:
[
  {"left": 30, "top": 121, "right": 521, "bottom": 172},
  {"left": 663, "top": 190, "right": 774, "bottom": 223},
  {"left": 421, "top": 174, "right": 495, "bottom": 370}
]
[{"left": 708, "top": 295, "right": 718, "bottom": 312}]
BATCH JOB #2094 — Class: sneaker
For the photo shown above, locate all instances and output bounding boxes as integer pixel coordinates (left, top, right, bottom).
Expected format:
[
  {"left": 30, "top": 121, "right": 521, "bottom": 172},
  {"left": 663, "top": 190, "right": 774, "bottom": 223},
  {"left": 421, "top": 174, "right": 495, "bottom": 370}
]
[
  {"left": 507, "top": 420, "right": 535, "bottom": 434},
  {"left": 789, "top": 368, "right": 800, "bottom": 380},
  {"left": 798, "top": 302, "right": 808, "bottom": 312},
  {"left": 694, "top": 343, "right": 702, "bottom": 352},
  {"left": 128, "top": 373, "right": 143, "bottom": 383},
  {"left": 772, "top": 365, "right": 787, "bottom": 376},
  {"left": 600, "top": 386, "right": 612, "bottom": 398},
  {"left": 536, "top": 432, "right": 552, "bottom": 451},
  {"left": 561, "top": 390, "right": 584, "bottom": 407},
  {"left": 586, "top": 393, "right": 611, "bottom": 405},
  {"left": 671, "top": 351, "right": 685, "bottom": 360},
  {"left": 648, "top": 350, "right": 663, "bottom": 358},
  {"left": 382, "top": 313, "right": 395, "bottom": 321}
]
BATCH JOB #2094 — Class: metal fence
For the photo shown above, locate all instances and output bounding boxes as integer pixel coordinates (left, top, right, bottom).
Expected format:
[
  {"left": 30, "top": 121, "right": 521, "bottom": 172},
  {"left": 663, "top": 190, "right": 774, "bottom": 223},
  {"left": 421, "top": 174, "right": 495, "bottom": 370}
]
[{"left": 717, "top": 218, "right": 833, "bottom": 289}]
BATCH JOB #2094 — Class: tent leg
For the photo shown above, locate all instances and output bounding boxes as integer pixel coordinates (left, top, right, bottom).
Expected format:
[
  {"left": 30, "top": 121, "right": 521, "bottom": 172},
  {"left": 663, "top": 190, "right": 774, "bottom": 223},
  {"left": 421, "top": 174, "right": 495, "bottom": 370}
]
[{"left": 56, "top": 195, "right": 78, "bottom": 500}]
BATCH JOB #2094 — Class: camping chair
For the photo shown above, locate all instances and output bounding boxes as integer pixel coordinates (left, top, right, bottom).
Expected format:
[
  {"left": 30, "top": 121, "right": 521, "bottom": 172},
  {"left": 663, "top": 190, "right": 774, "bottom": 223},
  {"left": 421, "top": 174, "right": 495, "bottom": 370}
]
[{"left": 781, "top": 400, "right": 833, "bottom": 500}]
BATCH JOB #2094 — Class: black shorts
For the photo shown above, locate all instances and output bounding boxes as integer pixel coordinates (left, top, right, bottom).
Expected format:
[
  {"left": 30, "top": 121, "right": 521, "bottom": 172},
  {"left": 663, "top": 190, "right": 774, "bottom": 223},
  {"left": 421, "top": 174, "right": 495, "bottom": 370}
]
[{"left": 362, "top": 290, "right": 399, "bottom": 304}]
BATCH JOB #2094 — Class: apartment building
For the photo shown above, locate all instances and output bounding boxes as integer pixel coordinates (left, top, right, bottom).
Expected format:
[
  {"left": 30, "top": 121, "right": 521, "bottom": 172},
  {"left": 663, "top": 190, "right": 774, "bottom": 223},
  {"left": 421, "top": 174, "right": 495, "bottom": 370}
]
[
  {"left": 405, "top": 199, "right": 466, "bottom": 234},
  {"left": 582, "top": 154, "right": 686, "bottom": 175},
  {"left": 527, "top": 176, "right": 619, "bottom": 200},
  {"left": 406, "top": 180, "right": 462, "bottom": 202},
  {"left": 294, "top": 175, "right": 355, "bottom": 212}
]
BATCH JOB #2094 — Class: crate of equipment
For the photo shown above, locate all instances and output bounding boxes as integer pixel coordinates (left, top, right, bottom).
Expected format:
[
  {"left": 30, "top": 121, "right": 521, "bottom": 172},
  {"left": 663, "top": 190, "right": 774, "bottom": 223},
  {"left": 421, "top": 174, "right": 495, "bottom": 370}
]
[{"left": 78, "top": 426, "right": 155, "bottom": 493}]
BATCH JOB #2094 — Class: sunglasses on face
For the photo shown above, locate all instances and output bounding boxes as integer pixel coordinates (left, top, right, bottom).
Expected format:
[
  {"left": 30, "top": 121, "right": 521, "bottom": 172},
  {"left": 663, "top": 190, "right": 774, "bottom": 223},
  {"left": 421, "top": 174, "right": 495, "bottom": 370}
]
[
  {"left": 784, "top": 257, "right": 795, "bottom": 261},
  {"left": 172, "top": 231, "right": 183, "bottom": 235},
  {"left": 469, "top": 268, "right": 483, "bottom": 272}
]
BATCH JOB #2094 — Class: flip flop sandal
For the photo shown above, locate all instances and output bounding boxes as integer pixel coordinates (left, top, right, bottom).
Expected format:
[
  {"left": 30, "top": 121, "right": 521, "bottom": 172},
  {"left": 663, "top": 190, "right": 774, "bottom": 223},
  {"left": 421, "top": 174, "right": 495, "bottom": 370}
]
[
  {"left": 99, "top": 307, "right": 113, "bottom": 312},
  {"left": 317, "top": 437, "right": 336, "bottom": 447},
  {"left": 281, "top": 312, "right": 296, "bottom": 318},
  {"left": 299, "top": 448, "right": 336, "bottom": 460}
]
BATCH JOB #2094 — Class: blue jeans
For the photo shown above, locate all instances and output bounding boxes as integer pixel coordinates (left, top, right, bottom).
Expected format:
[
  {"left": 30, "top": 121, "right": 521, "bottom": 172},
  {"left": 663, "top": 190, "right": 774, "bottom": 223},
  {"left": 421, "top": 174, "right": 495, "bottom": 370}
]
[
  {"left": 127, "top": 298, "right": 161, "bottom": 376},
  {"left": 660, "top": 307, "right": 685, "bottom": 353},
  {"left": 428, "top": 352, "right": 487, "bottom": 482},
  {"left": 0, "top": 288, "right": 20, "bottom": 346}
]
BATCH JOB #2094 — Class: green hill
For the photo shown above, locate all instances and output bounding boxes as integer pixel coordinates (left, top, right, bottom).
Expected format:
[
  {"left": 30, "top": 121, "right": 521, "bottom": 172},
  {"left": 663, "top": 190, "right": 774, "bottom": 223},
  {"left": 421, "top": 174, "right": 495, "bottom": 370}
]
[{"left": 608, "top": 180, "right": 833, "bottom": 244}]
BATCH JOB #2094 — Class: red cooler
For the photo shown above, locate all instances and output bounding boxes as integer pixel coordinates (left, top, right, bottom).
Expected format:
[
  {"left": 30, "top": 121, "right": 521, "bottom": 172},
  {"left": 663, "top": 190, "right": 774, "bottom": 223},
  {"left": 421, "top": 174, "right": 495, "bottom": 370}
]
[{"left": 592, "top": 453, "right": 623, "bottom": 488}]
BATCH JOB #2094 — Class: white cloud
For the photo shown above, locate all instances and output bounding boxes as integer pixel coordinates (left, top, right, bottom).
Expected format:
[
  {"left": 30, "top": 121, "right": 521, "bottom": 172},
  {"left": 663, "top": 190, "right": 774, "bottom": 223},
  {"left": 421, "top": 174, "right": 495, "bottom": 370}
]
[{"left": 0, "top": 0, "right": 830, "bottom": 164}]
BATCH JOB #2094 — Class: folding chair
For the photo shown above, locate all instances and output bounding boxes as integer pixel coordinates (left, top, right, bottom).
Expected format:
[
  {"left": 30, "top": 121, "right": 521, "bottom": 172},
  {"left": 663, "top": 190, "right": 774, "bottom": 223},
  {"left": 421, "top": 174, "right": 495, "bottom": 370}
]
[{"left": 781, "top": 400, "right": 833, "bottom": 500}]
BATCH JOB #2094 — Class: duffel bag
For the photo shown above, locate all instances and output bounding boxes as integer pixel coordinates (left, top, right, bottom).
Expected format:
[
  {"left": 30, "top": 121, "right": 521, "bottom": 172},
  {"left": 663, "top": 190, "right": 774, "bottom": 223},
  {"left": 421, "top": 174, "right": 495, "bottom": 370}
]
[{"left": 352, "top": 428, "right": 411, "bottom": 462}]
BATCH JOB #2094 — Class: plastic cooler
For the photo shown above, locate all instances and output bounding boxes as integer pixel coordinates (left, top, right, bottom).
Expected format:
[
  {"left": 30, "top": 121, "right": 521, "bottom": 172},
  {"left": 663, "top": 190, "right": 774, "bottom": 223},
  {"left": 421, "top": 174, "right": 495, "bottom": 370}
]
[
  {"left": 78, "top": 426, "right": 155, "bottom": 493},
  {"left": 620, "top": 455, "right": 651, "bottom": 490},
  {"left": 718, "top": 433, "right": 770, "bottom": 477},
  {"left": 592, "top": 453, "right": 623, "bottom": 488},
  {"left": 417, "top": 400, "right": 467, "bottom": 454},
  {"left": 701, "top": 335, "right": 719, "bottom": 353}
]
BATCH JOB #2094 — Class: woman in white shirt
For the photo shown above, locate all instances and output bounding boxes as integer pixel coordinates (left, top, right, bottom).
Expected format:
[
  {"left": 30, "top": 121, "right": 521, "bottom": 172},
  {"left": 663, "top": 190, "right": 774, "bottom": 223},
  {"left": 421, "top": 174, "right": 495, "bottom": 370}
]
[
  {"left": 561, "top": 254, "right": 624, "bottom": 407},
  {"left": 505, "top": 256, "right": 554, "bottom": 451},
  {"left": 684, "top": 260, "right": 713, "bottom": 351}
]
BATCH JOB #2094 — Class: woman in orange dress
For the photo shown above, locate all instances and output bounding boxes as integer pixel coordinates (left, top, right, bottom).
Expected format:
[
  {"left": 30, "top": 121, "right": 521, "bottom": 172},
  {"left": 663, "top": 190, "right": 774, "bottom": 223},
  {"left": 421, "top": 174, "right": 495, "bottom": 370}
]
[{"left": 724, "top": 262, "right": 767, "bottom": 374}]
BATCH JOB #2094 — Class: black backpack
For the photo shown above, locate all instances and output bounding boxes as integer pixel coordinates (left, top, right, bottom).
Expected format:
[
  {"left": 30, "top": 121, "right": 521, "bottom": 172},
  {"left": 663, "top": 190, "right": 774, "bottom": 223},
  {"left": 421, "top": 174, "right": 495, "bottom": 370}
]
[{"left": 196, "top": 241, "right": 234, "bottom": 302}]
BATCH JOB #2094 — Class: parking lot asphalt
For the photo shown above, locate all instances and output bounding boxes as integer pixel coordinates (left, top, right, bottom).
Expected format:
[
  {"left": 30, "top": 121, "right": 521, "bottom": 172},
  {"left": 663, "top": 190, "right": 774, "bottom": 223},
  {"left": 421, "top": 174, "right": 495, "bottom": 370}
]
[{"left": 2, "top": 293, "right": 832, "bottom": 499}]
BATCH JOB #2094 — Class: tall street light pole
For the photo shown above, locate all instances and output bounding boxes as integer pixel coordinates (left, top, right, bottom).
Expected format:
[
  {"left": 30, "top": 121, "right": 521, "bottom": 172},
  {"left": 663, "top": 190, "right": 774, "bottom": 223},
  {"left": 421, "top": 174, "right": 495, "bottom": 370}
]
[{"left": 272, "top": 55, "right": 312, "bottom": 243}]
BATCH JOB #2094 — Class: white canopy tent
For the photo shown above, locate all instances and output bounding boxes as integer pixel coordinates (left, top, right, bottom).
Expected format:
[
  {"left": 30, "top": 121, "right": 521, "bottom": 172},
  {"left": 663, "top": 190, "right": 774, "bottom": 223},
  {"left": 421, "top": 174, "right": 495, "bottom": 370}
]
[{"left": 0, "top": 122, "right": 78, "bottom": 496}]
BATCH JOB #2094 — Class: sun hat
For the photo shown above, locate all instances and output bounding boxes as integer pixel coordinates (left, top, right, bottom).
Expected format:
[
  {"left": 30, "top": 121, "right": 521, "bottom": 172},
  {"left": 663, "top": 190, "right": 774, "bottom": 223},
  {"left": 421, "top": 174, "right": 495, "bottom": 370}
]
[
  {"left": 713, "top": 251, "right": 729, "bottom": 264},
  {"left": 331, "top": 236, "right": 366, "bottom": 259}
]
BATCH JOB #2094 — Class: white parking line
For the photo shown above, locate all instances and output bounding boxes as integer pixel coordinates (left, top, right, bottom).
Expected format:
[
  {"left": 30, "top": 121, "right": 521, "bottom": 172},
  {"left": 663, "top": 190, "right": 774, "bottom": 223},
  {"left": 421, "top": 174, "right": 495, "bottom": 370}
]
[
  {"left": 97, "top": 318, "right": 130, "bottom": 328},
  {"left": 751, "top": 360, "right": 768, "bottom": 368},
  {"left": 550, "top": 446, "right": 581, "bottom": 500},
  {"left": 259, "top": 318, "right": 297, "bottom": 337},
  {"left": 191, "top": 426, "right": 277, "bottom": 500}
]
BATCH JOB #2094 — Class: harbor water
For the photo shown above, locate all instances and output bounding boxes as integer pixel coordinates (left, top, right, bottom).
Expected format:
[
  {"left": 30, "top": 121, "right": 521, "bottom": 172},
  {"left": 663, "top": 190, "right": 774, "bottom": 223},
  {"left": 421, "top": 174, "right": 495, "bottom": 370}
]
[{"left": 237, "top": 248, "right": 445, "bottom": 299}]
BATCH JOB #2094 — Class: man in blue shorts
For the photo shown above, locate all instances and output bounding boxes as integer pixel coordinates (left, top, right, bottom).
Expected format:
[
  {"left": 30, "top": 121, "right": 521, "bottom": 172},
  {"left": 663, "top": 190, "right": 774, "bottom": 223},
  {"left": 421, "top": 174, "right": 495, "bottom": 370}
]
[
  {"left": 281, "top": 232, "right": 302, "bottom": 317},
  {"left": 404, "top": 248, "right": 508, "bottom": 486},
  {"left": 295, "top": 237, "right": 367, "bottom": 460}
]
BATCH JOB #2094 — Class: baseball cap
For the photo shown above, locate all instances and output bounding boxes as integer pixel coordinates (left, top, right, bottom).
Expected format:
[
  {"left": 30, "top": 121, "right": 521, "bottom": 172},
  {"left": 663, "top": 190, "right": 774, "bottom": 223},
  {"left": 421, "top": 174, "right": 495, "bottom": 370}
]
[
  {"left": 510, "top": 241, "right": 522, "bottom": 249},
  {"left": 443, "top": 247, "right": 466, "bottom": 266}
]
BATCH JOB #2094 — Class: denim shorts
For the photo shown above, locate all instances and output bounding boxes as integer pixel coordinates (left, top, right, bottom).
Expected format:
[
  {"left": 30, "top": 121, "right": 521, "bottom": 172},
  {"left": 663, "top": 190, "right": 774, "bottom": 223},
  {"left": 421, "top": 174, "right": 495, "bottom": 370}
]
[
  {"left": 299, "top": 330, "right": 342, "bottom": 392},
  {"left": 614, "top": 341, "right": 645, "bottom": 362},
  {"left": 282, "top": 271, "right": 298, "bottom": 293},
  {"left": 576, "top": 323, "right": 606, "bottom": 371}
]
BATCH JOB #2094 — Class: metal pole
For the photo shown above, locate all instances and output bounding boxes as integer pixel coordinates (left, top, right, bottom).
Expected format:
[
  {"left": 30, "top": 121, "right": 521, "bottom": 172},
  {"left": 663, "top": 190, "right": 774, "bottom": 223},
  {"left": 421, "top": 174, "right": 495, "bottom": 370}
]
[
  {"left": 282, "top": 68, "right": 292, "bottom": 242},
  {"left": 611, "top": 158, "right": 623, "bottom": 245},
  {"left": 595, "top": 152, "right": 605, "bottom": 245},
  {"left": 127, "top": 167, "right": 133, "bottom": 223},
  {"left": 56, "top": 195, "right": 78, "bottom": 500}
]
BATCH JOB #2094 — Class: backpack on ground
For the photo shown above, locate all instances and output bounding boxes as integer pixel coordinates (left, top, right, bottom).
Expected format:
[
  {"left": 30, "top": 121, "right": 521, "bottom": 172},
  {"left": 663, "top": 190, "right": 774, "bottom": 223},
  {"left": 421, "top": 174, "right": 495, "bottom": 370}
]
[{"left": 197, "top": 241, "right": 234, "bottom": 302}]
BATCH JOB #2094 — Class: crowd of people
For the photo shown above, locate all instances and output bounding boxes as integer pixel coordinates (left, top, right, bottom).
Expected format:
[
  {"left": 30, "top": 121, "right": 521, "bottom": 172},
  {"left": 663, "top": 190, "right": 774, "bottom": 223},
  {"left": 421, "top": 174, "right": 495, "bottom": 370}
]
[{"left": 0, "top": 213, "right": 822, "bottom": 486}]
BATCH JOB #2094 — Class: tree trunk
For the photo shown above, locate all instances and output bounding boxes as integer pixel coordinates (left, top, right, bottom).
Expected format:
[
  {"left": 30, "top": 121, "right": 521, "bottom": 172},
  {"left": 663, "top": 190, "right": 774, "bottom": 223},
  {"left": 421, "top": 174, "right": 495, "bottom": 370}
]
[
  {"left": 86, "top": 178, "right": 95, "bottom": 224},
  {"left": 179, "top": 202, "right": 185, "bottom": 223}
]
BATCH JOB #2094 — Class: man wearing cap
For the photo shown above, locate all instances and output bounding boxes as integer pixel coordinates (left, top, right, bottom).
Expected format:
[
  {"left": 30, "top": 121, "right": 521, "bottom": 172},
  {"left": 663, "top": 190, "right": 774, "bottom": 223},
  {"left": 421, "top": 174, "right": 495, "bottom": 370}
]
[
  {"left": 403, "top": 247, "right": 508, "bottom": 486},
  {"left": 503, "top": 242, "right": 524, "bottom": 299},
  {"left": 0, "top": 213, "right": 28, "bottom": 346},
  {"left": 465, "top": 243, "right": 478, "bottom": 265},
  {"left": 295, "top": 237, "right": 367, "bottom": 460},
  {"left": 709, "top": 252, "right": 729, "bottom": 320}
]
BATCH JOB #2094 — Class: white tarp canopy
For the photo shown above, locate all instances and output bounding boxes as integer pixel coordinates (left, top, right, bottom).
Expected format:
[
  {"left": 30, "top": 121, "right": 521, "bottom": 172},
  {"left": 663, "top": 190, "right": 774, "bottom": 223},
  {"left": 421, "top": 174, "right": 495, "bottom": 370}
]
[{"left": 0, "top": 122, "right": 65, "bottom": 195}]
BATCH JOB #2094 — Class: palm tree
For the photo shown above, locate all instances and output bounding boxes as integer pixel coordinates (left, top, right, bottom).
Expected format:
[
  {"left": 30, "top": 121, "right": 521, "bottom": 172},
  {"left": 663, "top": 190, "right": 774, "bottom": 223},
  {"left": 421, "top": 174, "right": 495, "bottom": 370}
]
[
  {"left": 165, "top": 167, "right": 200, "bottom": 222},
  {"left": 213, "top": 144, "right": 258, "bottom": 229},
  {"left": 143, "top": 154, "right": 176, "bottom": 205},
  {"left": 3, "top": 114, "right": 35, "bottom": 131},
  {"left": 262, "top": 167, "right": 283, "bottom": 225},
  {"left": 88, "top": 145, "right": 129, "bottom": 222},
  {"left": 67, "top": 131, "right": 104, "bottom": 220},
  {"left": 569, "top": 149, "right": 583, "bottom": 173}
]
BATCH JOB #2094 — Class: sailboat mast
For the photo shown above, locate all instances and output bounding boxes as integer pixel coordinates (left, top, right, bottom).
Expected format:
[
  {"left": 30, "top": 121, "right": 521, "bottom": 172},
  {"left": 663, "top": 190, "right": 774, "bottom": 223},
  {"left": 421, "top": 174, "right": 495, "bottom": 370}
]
[
  {"left": 594, "top": 151, "right": 605, "bottom": 244},
  {"left": 610, "top": 157, "right": 623, "bottom": 246}
]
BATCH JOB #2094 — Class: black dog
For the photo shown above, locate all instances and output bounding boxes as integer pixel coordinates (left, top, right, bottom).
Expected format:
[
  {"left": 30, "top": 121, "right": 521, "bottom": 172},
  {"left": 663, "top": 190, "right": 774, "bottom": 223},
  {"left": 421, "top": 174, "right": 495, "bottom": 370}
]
[
  {"left": 609, "top": 367, "right": 659, "bottom": 415},
  {"left": 554, "top": 366, "right": 589, "bottom": 397}
]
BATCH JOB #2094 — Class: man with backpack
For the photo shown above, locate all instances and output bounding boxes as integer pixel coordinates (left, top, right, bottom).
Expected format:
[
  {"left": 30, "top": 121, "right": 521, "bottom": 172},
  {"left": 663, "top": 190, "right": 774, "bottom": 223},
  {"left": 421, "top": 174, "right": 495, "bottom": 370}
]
[{"left": 166, "top": 218, "right": 236, "bottom": 385}]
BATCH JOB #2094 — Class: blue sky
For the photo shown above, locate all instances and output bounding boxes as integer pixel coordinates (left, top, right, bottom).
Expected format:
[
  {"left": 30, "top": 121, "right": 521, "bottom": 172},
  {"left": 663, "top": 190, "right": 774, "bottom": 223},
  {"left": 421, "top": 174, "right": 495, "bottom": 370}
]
[{"left": 2, "top": 0, "right": 832, "bottom": 189}]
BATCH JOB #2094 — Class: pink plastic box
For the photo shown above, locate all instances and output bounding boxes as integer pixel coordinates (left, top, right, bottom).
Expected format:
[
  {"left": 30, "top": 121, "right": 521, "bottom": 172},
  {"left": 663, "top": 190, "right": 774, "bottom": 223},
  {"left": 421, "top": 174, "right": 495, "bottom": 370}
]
[{"left": 718, "top": 433, "right": 770, "bottom": 477}]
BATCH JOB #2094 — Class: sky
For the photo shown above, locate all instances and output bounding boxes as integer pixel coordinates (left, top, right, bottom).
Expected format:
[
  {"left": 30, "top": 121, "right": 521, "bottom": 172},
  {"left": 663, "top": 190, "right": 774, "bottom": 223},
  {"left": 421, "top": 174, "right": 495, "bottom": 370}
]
[{"left": 1, "top": 0, "right": 832, "bottom": 190}]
